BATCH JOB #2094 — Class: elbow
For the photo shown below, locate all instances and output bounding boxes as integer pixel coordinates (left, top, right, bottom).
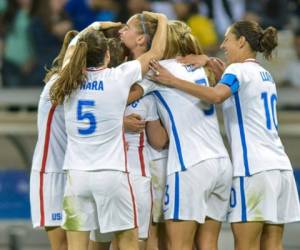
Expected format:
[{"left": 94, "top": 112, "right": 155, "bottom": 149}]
[
  {"left": 209, "top": 89, "right": 225, "bottom": 104},
  {"left": 148, "top": 135, "right": 169, "bottom": 150},
  {"left": 214, "top": 94, "right": 224, "bottom": 104}
]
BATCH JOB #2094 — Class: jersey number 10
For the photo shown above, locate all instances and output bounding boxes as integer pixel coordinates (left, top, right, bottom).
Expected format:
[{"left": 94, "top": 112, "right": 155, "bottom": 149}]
[{"left": 261, "top": 92, "right": 278, "bottom": 130}]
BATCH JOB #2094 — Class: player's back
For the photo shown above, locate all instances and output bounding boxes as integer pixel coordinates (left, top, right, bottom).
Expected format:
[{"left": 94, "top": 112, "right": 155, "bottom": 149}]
[
  {"left": 142, "top": 59, "right": 228, "bottom": 174},
  {"left": 222, "top": 61, "right": 292, "bottom": 176},
  {"left": 63, "top": 60, "right": 142, "bottom": 172}
]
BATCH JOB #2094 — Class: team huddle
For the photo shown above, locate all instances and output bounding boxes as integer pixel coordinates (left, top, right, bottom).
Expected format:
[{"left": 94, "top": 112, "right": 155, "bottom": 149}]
[{"left": 29, "top": 11, "right": 300, "bottom": 250}]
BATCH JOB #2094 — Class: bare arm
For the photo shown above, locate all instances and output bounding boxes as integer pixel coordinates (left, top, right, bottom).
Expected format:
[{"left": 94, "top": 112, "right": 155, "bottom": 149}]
[
  {"left": 136, "top": 13, "right": 168, "bottom": 76},
  {"left": 127, "top": 84, "right": 144, "bottom": 104},
  {"left": 177, "top": 54, "right": 226, "bottom": 83},
  {"left": 146, "top": 119, "right": 169, "bottom": 150},
  {"left": 149, "top": 60, "right": 231, "bottom": 104}
]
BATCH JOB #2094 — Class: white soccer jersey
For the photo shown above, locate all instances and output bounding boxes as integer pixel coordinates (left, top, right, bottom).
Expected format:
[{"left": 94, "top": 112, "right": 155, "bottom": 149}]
[
  {"left": 140, "top": 59, "right": 229, "bottom": 175},
  {"left": 220, "top": 59, "right": 292, "bottom": 177},
  {"left": 125, "top": 94, "right": 159, "bottom": 177},
  {"left": 63, "top": 60, "right": 142, "bottom": 171},
  {"left": 31, "top": 75, "right": 67, "bottom": 173}
]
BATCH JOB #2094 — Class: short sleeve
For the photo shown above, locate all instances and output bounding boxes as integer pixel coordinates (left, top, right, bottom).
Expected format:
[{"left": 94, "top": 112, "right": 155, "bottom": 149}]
[
  {"left": 144, "top": 94, "right": 159, "bottom": 121},
  {"left": 138, "top": 77, "right": 157, "bottom": 95},
  {"left": 116, "top": 60, "right": 142, "bottom": 87},
  {"left": 219, "top": 64, "right": 241, "bottom": 94}
]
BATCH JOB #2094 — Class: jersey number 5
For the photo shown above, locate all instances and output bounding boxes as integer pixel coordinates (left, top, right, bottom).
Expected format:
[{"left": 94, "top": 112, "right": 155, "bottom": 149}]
[
  {"left": 77, "top": 100, "right": 96, "bottom": 135},
  {"left": 261, "top": 92, "right": 278, "bottom": 130}
]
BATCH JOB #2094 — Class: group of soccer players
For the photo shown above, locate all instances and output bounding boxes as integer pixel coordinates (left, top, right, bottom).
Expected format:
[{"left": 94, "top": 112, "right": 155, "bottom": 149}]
[{"left": 30, "top": 10, "right": 300, "bottom": 250}]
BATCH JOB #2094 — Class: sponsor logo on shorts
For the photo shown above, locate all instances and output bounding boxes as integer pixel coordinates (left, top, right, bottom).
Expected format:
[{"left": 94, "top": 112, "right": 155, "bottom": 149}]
[{"left": 52, "top": 212, "right": 62, "bottom": 221}]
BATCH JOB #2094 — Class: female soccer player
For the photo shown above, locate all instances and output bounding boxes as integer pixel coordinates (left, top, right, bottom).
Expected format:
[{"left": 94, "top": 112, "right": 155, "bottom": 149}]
[
  {"left": 88, "top": 24, "right": 168, "bottom": 250},
  {"left": 50, "top": 14, "right": 167, "bottom": 250},
  {"left": 121, "top": 19, "right": 232, "bottom": 250},
  {"left": 149, "top": 20, "right": 300, "bottom": 250},
  {"left": 30, "top": 30, "right": 78, "bottom": 250}
]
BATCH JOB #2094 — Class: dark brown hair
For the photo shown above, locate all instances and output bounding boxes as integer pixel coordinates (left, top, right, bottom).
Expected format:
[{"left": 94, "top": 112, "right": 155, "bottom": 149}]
[
  {"left": 50, "top": 30, "right": 108, "bottom": 105},
  {"left": 44, "top": 30, "right": 79, "bottom": 83},
  {"left": 230, "top": 21, "right": 278, "bottom": 60},
  {"left": 103, "top": 25, "right": 130, "bottom": 67},
  {"left": 107, "top": 38, "right": 129, "bottom": 67}
]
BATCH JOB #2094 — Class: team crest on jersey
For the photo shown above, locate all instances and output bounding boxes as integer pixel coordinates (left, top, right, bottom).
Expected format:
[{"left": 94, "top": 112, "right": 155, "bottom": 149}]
[
  {"left": 80, "top": 80, "right": 104, "bottom": 91},
  {"left": 184, "top": 64, "right": 196, "bottom": 72}
]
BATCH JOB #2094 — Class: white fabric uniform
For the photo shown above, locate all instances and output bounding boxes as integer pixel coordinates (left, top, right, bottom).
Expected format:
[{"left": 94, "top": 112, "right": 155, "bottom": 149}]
[
  {"left": 30, "top": 75, "right": 67, "bottom": 228},
  {"left": 62, "top": 170, "right": 137, "bottom": 232},
  {"left": 148, "top": 147, "right": 168, "bottom": 223},
  {"left": 125, "top": 94, "right": 159, "bottom": 177},
  {"left": 220, "top": 59, "right": 300, "bottom": 223},
  {"left": 228, "top": 170, "right": 300, "bottom": 223},
  {"left": 63, "top": 60, "right": 142, "bottom": 172},
  {"left": 31, "top": 75, "right": 66, "bottom": 173},
  {"left": 90, "top": 174, "right": 151, "bottom": 241},
  {"left": 62, "top": 60, "right": 142, "bottom": 233},
  {"left": 30, "top": 172, "right": 66, "bottom": 228},
  {"left": 163, "top": 158, "right": 232, "bottom": 223},
  {"left": 140, "top": 59, "right": 229, "bottom": 175},
  {"left": 124, "top": 95, "right": 159, "bottom": 238},
  {"left": 140, "top": 59, "right": 231, "bottom": 222},
  {"left": 220, "top": 60, "right": 292, "bottom": 176}
]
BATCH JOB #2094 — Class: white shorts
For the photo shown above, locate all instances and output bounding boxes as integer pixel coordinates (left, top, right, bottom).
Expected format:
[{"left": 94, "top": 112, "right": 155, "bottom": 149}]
[
  {"left": 164, "top": 158, "right": 232, "bottom": 223},
  {"left": 30, "top": 171, "right": 66, "bottom": 228},
  {"left": 62, "top": 170, "right": 138, "bottom": 233},
  {"left": 90, "top": 174, "right": 152, "bottom": 241},
  {"left": 149, "top": 157, "right": 167, "bottom": 223},
  {"left": 228, "top": 170, "right": 300, "bottom": 224},
  {"left": 132, "top": 175, "right": 152, "bottom": 239}
]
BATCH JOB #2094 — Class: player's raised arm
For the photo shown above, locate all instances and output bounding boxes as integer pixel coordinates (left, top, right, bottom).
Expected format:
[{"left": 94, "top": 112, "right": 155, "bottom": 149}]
[{"left": 136, "top": 12, "right": 168, "bottom": 76}]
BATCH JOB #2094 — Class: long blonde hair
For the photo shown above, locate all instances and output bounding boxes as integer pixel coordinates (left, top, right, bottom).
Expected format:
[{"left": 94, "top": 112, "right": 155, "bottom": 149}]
[
  {"left": 50, "top": 30, "right": 108, "bottom": 105},
  {"left": 44, "top": 30, "right": 79, "bottom": 83},
  {"left": 163, "top": 20, "right": 216, "bottom": 85}
]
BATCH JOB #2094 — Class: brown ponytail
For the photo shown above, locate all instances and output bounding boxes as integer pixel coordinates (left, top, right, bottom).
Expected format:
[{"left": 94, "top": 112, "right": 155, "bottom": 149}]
[
  {"left": 231, "top": 21, "right": 278, "bottom": 60},
  {"left": 50, "top": 30, "right": 108, "bottom": 105},
  {"left": 50, "top": 42, "right": 88, "bottom": 105},
  {"left": 44, "top": 30, "right": 79, "bottom": 83},
  {"left": 259, "top": 27, "right": 278, "bottom": 60}
]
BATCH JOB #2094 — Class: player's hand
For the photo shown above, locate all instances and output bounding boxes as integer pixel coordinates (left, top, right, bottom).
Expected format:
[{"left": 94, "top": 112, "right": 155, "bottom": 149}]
[
  {"left": 124, "top": 113, "right": 146, "bottom": 133},
  {"left": 149, "top": 60, "right": 177, "bottom": 87},
  {"left": 206, "top": 57, "right": 225, "bottom": 83},
  {"left": 89, "top": 21, "right": 122, "bottom": 31},
  {"left": 176, "top": 54, "right": 209, "bottom": 68}
]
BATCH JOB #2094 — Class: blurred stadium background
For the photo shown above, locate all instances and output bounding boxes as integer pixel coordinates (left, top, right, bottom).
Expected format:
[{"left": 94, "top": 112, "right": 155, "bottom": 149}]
[{"left": 0, "top": 0, "right": 299, "bottom": 249}]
